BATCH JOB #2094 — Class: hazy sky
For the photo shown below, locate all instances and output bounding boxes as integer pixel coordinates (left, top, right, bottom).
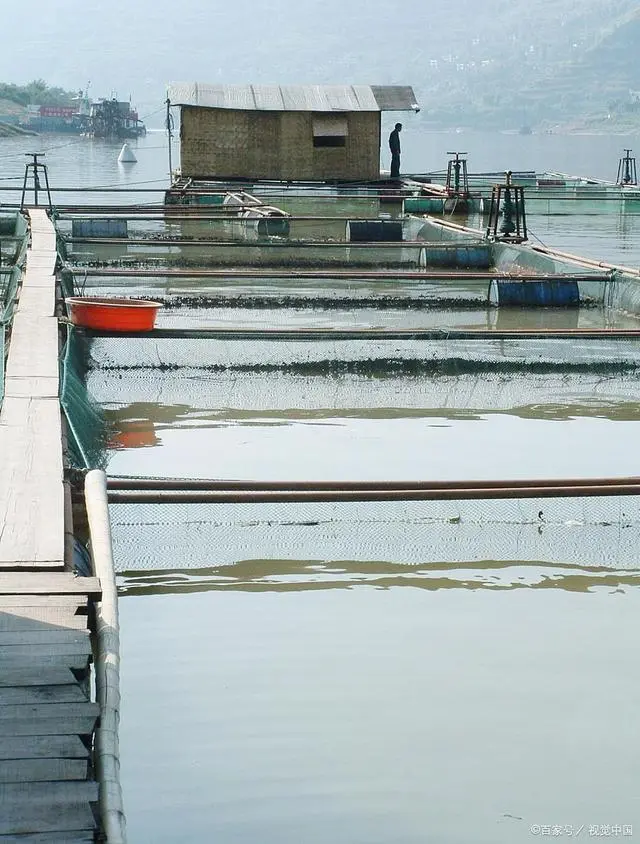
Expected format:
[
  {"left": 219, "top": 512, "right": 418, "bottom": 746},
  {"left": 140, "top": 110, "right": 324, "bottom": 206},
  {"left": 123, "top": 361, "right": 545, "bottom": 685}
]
[
  {"left": 3, "top": 0, "right": 435, "bottom": 113},
  {"left": 3, "top": 0, "right": 630, "bottom": 125}
]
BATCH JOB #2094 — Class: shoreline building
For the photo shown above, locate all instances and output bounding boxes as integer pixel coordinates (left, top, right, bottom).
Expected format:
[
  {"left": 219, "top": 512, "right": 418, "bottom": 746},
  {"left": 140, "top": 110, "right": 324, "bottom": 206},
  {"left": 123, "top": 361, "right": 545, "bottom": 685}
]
[{"left": 167, "top": 83, "right": 419, "bottom": 182}]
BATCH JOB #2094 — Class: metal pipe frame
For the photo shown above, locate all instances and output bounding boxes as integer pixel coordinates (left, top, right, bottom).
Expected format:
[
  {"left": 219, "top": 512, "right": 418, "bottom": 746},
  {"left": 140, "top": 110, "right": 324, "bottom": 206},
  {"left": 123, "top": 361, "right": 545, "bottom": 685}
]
[
  {"left": 72, "top": 267, "right": 610, "bottom": 281},
  {"left": 106, "top": 473, "right": 640, "bottom": 503},
  {"left": 107, "top": 475, "right": 640, "bottom": 492},
  {"left": 67, "top": 237, "right": 433, "bottom": 248},
  {"left": 84, "top": 326, "right": 640, "bottom": 340},
  {"left": 107, "top": 481, "right": 640, "bottom": 504}
]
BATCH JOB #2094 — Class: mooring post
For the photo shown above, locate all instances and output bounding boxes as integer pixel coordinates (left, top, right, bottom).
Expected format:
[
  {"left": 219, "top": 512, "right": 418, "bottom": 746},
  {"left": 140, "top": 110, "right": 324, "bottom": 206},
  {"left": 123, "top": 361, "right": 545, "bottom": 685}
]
[
  {"left": 500, "top": 170, "right": 516, "bottom": 236},
  {"left": 486, "top": 170, "right": 527, "bottom": 242},
  {"left": 166, "top": 97, "right": 173, "bottom": 180},
  {"left": 446, "top": 151, "right": 468, "bottom": 195},
  {"left": 21, "top": 153, "right": 53, "bottom": 212},
  {"left": 616, "top": 149, "right": 637, "bottom": 186}
]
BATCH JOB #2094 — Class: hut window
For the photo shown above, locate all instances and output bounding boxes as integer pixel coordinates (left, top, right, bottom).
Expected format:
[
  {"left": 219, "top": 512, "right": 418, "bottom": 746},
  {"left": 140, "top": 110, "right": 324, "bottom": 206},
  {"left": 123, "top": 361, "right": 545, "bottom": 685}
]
[{"left": 313, "top": 115, "right": 348, "bottom": 148}]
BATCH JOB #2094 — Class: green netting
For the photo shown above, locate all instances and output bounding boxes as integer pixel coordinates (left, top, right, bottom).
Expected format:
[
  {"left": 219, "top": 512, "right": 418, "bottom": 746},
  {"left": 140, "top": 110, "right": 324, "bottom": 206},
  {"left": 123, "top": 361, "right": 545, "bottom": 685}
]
[
  {"left": 60, "top": 325, "right": 109, "bottom": 469},
  {"left": 66, "top": 241, "right": 427, "bottom": 270},
  {"left": 60, "top": 266, "right": 77, "bottom": 298},
  {"left": 1, "top": 266, "right": 21, "bottom": 323},
  {"left": 0, "top": 213, "right": 29, "bottom": 268},
  {"left": 0, "top": 322, "right": 4, "bottom": 402},
  {"left": 0, "top": 266, "right": 22, "bottom": 402}
]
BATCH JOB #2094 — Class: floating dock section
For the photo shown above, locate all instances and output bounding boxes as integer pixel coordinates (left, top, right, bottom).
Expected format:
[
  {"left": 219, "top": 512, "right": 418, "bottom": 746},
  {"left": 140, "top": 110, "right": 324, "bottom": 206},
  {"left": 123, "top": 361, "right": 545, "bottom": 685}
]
[{"left": 0, "top": 210, "right": 123, "bottom": 841}]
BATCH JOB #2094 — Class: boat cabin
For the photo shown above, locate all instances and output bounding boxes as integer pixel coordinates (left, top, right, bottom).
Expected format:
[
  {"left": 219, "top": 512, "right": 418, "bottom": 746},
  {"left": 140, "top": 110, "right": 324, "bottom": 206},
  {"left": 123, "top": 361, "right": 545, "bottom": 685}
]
[{"left": 167, "top": 83, "right": 419, "bottom": 182}]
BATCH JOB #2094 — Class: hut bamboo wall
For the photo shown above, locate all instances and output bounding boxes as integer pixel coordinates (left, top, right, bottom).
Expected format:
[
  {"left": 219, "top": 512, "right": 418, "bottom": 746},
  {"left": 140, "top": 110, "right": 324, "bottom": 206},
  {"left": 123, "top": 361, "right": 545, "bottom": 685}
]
[{"left": 179, "top": 107, "right": 382, "bottom": 181}]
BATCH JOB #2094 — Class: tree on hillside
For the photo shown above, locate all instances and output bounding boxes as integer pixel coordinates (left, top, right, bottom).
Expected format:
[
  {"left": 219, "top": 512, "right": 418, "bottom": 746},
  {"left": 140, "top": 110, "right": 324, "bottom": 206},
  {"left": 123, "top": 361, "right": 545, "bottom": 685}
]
[{"left": 0, "top": 80, "right": 74, "bottom": 107}]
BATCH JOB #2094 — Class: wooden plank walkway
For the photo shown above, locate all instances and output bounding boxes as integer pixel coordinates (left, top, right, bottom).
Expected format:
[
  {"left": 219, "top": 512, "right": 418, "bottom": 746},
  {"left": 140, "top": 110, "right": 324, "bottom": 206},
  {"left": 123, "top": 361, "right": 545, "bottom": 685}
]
[
  {"left": 0, "top": 209, "right": 63, "bottom": 568},
  {"left": 0, "top": 210, "right": 102, "bottom": 841}
]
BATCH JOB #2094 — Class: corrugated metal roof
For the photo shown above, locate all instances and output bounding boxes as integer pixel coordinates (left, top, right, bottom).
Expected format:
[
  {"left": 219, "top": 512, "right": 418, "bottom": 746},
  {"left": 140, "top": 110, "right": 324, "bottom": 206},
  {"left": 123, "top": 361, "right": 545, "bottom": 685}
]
[
  {"left": 370, "top": 85, "right": 420, "bottom": 112},
  {"left": 167, "top": 83, "right": 419, "bottom": 112}
]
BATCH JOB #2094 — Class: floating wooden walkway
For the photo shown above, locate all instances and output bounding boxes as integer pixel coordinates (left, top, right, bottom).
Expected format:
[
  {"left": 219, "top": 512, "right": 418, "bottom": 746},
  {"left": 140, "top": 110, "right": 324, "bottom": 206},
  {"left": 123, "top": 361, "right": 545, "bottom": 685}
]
[{"left": 0, "top": 210, "right": 105, "bottom": 841}]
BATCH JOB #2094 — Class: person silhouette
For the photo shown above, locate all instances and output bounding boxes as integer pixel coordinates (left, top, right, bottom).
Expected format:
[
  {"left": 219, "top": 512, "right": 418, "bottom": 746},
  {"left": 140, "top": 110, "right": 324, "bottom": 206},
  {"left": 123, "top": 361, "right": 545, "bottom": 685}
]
[{"left": 389, "top": 123, "right": 402, "bottom": 179}]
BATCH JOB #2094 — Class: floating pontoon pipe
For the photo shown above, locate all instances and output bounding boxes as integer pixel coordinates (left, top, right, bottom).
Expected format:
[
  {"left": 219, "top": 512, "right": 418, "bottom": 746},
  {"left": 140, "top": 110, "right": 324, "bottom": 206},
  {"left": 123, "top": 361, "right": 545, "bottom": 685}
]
[
  {"left": 0, "top": 186, "right": 412, "bottom": 199},
  {"left": 75, "top": 268, "right": 609, "bottom": 281},
  {"left": 1, "top": 183, "right": 636, "bottom": 201},
  {"left": 84, "top": 470, "right": 126, "bottom": 844},
  {"left": 108, "top": 481, "right": 640, "bottom": 504},
  {"left": 408, "top": 216, "right": 640, "bottom": 277},
  {"left": 0, "top": 186, "right": 168, "bottom": 193},
  {"left": 86, "top": 327, "right": 640, "bottom": 341},
  {"left": 57, "top": 214, "right": 424, "bottom": 223},
  {"left": 48, "top": 190, "right": 639, "bottom": 213},
  {"left": 107, "top": 475, "right": 640, "bottom": 492},
  {"left": 67, "top": 237, "right": 432, "bottom": 248},
  {"left": 531, "top": 244, "right": 640, "bottom": 278}
]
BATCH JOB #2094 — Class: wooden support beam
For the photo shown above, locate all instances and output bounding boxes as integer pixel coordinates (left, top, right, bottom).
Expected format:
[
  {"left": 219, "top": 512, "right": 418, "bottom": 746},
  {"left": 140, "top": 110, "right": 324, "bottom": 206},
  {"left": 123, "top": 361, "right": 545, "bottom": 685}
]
[
  {"left": 0, "top": 685, "right": 88, "bottom": 707},
  {"left": 0, "top": 702, "right": 100, "bottom": 737},
  {"left": 0, "top": 576, "right": 101, "bottom": 599},
  {"left": 0, "top": 833, "right": 94, "bottom": 842},
  {"left": 0, "top": 668, "right": 81, "bottom": 689},
  {"left": 0, "top": 735, "right": 89, "bottom": 760},
  {"left": 0, "top": 608, "right": 88, "bottom": 632},
  {"left": 0, "top": 782, "right": 98, "bottom": 835},
  {"left": 0, "top": 631, "right": 90, "bottom": 647},
  {"left": 0, "top": 758, "right": 89, "bottom": 784},
  {"left": 0, "top": 596, "right": 87, "bottom": 608}
]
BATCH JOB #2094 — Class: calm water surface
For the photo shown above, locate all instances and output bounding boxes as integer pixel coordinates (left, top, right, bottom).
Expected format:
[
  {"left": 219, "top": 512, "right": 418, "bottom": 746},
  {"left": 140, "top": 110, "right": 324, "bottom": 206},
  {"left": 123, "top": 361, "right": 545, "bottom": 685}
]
[
  {"left": 5, "top": 130, "right": 639, "bottom": 841},
  {"left": 118, "top": 585, "right": 640, "bottom": 844}
]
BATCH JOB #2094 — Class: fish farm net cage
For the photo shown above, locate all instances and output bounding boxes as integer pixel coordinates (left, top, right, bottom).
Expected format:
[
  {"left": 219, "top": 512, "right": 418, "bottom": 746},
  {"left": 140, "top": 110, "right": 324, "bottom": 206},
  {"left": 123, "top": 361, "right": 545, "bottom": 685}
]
[
  {"left": 0, "top": 267, "right": 21, "bottom": 402},
  {"left": 58, "top": 324, "right": 640, "bottom": 576},
  {"left": 60, "top": 325, "right": 109, "bottom": 468},
  {"left": 61, "top": 260, "right": 617, "bottom": 319},
  {"left": 81, "top": 330, "right": 640, "bottom": 376},
  {"left": 108, "top": 497, "right": 640, "bottom": 577},
  {"left": 65, "top": 324, "right": 640, "bottom": 452}
]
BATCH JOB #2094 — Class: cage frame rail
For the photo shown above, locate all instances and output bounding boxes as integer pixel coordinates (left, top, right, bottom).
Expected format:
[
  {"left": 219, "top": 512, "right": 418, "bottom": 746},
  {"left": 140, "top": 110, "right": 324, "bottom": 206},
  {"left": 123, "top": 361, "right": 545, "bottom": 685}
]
[{"left": 106, "top": 475, "right": 640, "bottom": 504}]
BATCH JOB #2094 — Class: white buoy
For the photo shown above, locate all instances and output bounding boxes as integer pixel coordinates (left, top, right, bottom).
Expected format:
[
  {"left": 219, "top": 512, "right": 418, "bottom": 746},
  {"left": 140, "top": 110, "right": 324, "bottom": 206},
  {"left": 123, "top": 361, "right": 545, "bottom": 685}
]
[{"left": 118, "top": 142, "right": 137, "bottom": 164}]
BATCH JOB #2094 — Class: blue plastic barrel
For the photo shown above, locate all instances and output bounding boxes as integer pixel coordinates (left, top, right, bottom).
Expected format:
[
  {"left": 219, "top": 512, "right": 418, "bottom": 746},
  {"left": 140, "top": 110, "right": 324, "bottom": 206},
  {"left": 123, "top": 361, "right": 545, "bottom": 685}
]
[
  {"left": 421, "top": 245, "right": 492, "bottom": 269},
  {"left": 347, "top": 220, "right": 403, "bottom": 242},
  {"left": 71, "top": 219, "right": 128, "bottom": 238},
  {"left": 489, "top": 279, "right": 580, "bottom": 306}
]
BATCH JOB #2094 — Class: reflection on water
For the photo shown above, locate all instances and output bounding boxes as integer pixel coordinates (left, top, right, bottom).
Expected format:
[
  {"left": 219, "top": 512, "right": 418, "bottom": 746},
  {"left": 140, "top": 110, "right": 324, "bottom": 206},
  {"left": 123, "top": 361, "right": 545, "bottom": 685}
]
[
  {"left": 103, "top": 412, "right": 640, "bottom": 482},
  {"left": 117, "top": 558, "right": 640, "bottom": 598},
  {"left": 529, "top": 210, "right": 640, "bottom": 266},
  {"left": 119, "top": 584, "right": 640, "bottom": 844},
  {"left": 102, "top": 396, "right": 640, "bottom": 434}
]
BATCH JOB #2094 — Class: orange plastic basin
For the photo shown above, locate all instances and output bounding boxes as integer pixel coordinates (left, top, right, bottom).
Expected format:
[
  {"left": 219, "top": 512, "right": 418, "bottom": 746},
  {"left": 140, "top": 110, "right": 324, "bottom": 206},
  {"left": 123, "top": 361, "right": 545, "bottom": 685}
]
[{"left": 66, "top": 297, "right": 162, "bottom": 332}]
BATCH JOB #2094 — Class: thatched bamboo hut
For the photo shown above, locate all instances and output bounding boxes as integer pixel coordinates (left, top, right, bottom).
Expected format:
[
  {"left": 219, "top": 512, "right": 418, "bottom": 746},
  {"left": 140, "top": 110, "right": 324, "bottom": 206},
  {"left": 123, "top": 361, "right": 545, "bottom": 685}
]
[{"left": 167, "top": 83, "right": 419, "bottom": 182}]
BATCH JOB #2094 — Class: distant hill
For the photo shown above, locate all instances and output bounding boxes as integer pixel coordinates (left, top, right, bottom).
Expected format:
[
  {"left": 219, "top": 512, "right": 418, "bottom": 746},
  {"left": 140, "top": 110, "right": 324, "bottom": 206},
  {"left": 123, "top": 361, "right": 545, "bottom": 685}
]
[
  {"left": 0, "top": 81, "right": 76, "bottom": 112},
  {"left": 406, "top": 0, "right": 640, "bottom": 131},
  {"left": 2, "top": 2, "right": 639, "bottom": 134}
]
